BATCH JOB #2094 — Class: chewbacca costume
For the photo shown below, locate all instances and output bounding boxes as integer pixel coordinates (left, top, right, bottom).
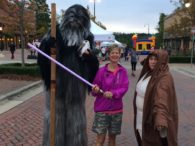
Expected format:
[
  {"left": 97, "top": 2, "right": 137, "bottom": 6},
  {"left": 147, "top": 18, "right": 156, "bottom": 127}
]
[{"left": 38, "top": 4, "right": 99, "bottom": 146}]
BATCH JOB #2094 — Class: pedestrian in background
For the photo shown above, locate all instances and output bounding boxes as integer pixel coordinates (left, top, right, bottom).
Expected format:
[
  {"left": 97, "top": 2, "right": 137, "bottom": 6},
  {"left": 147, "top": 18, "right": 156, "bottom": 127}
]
[
  {"left": 133, "top": 50, "right": 178, "bottom": 146},
  {"left": 124, "top": 45, "right": 130, "bottom": 61},
  {"left": 130, "top": 47, "right": 139, "bottom": 76},
  {"left": 0, "top": 42, "right": 4, "bottom": 52},
  {"left": 91, "top": 44, "right": 129, "bottom": 146},
  {"left": 9, "top": 41, "right": 15, "bottom": 59},
  {"left": 101, "top": 46, "right": 107, "bottom": 61}
]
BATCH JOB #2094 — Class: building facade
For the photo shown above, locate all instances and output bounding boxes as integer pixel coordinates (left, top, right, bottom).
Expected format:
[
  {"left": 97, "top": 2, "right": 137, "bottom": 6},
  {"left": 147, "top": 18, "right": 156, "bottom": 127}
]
[{"left": 163, "top": 9, "right": 193, "bottom": 55}]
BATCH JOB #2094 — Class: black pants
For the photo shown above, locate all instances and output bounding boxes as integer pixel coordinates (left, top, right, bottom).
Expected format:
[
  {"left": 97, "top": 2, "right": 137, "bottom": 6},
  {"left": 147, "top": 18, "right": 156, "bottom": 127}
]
[
  {"left": 161, "top": 137, "right": 168, "bottom": 146},
  {"left": 131, "top": 62, "right": 137, "bottom": 71},
  {"left": 11, "top": 51, "right": 15, "bottom": 59}
]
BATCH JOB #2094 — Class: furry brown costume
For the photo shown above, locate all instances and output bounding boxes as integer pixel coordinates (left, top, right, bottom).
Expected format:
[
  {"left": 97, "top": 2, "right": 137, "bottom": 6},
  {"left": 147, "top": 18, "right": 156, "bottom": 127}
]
[{"left": 38, "top": 4, "right": 99, "bottom": 146}]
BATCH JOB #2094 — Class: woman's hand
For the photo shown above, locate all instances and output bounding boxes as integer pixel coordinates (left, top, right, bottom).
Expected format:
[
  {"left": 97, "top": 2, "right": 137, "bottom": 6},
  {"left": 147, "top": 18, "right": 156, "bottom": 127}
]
[
  {"left": 156, "top": 125, "right": 166, "bottom": 131},
  {"left": 103, "top": 91, "right": 113, "bottom": 99},
  {"left": 156, "top": 125, "right": 167, "bottom": 138},
  {"left": 92, "top": 84, "right": 100, "bottom": 94}
]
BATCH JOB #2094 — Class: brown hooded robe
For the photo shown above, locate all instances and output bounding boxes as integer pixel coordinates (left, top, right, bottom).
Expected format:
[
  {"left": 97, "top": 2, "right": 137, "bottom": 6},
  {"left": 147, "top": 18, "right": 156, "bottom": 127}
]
[{"left": 133, "top": 50, "right": 178, "bottom": 146}]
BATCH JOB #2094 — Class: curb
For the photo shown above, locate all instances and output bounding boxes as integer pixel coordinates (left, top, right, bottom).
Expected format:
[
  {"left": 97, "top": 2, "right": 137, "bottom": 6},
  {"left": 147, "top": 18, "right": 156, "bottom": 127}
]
[
  {"left": 0, "top": 80, "right": 43, "bottom": 102},
  {"left": 172, "top": 67, "right": 195, "bottom": 78}
]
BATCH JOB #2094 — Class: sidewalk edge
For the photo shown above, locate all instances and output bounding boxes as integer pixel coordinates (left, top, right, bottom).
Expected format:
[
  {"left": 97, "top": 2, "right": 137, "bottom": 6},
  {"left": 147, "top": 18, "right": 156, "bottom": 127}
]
[{"left": 0, "top": 80, "right": 42, "bottom": 101}]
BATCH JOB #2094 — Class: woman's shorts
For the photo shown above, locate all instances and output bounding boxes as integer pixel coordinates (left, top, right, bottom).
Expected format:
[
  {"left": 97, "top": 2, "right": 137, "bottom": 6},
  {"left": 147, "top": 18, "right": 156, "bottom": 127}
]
[{"left": 92, "top": 112, "right": 122, "bottom": 135}]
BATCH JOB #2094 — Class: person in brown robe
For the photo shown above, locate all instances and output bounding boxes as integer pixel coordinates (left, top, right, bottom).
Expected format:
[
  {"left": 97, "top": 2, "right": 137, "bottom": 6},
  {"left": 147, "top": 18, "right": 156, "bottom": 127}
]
[{"left": 133, "top": 49, "right": 178, "bottom": 146}]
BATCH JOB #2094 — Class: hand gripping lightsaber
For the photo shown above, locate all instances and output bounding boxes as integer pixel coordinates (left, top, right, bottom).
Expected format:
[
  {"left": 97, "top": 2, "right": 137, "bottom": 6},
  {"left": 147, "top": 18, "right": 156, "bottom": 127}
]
[{"left": 28, "top": 43, "right": 103, "bottom": 93}]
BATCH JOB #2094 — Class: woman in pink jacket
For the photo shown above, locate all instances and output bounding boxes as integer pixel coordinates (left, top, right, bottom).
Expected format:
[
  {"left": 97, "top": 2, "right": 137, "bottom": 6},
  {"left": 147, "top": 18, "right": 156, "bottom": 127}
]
[{"left": 91, "top": 44, "right": 129, "bottom": 146}]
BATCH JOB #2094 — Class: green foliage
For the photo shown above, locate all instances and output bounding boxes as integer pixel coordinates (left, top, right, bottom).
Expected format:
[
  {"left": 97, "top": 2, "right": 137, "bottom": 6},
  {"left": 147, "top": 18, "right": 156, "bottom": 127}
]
[
  {"left": 114, "top": 33, "right": 133, "bottom": 48},
  {"left": 32, "top": 0, "right": 50, "bottom": 38},
  {"left": 0, "top": 63, "right": 40, "bottom": 76},
  {"left": 114, "top": 33, "right": 150, "bottom": 48},
  {"left": 167, "top": 0, "right": 195, "bottom": 38},
  {"left": 155, "top": 13, "right": 166, "bottom": 48},
  {"left": 169, "top": 56, "right": 195, "bottom": 63}
]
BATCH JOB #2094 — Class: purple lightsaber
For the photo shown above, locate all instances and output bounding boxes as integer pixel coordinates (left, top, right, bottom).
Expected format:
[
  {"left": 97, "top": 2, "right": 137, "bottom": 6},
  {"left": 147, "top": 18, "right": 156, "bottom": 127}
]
[
  {"left": 28, "top": 43, "right": 103, "bottom": 93},
  {"left": 28, "top": 43, "right": 94, "bottom": 88}
]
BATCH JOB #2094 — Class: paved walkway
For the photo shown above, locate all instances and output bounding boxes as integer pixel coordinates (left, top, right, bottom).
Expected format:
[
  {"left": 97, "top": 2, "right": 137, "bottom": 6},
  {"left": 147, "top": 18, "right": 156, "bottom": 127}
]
[
  {"left": 0, "top": 49, "right": 37, "bottom": 64},
  {"left": 0, "top": 51, "right": 195, "bottom": 145}
]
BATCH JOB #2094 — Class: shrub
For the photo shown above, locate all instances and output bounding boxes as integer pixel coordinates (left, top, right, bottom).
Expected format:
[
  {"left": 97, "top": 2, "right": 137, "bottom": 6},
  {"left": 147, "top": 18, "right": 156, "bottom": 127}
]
[
  {"left": 0, "top": 63, "right": 41, "bottom": 77},
  {"left": 169, "top": 56, "right": 195, "bottom": 63}
]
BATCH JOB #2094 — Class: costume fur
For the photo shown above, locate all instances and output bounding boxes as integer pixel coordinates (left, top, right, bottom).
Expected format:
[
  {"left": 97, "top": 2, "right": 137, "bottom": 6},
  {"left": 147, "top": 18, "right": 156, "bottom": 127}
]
[{"left": 38, "top": 4, "right": 99, "bottom": 146}]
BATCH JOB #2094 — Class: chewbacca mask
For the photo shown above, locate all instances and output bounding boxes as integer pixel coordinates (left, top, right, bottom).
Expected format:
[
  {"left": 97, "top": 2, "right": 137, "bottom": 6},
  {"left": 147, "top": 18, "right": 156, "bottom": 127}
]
[{"left": 38, "top": 4, "right": 99, "bottom": 146}]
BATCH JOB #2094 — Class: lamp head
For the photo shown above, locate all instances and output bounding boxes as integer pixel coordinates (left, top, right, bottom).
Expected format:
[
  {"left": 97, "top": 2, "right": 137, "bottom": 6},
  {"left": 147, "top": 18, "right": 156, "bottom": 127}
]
[
  {"left": 184, "top": 0, "right": 191, "bottom": 8},
  {"left": 0, "top": 24, "right": 3, "bottom": 31},
  {"left": 185, "top": 2, "right": 191, "bottom": 8}
]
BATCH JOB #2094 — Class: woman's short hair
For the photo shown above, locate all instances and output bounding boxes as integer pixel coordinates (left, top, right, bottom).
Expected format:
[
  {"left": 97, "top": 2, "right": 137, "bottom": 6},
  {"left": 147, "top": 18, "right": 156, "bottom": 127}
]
[
  {"left": 107, "top": 44, "right": 121, "bottom": 54},
  {"left": 148, "top": 51, "right": 158, "bottom": 59}
]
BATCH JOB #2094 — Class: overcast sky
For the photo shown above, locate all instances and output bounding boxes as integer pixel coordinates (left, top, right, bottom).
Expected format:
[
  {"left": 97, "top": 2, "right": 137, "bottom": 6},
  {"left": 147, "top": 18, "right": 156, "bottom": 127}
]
[{"left": 46, "top": 0, "right": 176, "bottom": 34}]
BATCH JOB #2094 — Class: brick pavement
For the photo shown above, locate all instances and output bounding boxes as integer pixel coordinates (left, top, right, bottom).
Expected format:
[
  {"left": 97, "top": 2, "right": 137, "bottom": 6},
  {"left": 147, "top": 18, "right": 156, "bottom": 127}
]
[
  {"left": 0, "top": 67, "right": 195, "bottom": 146},
  {"left": 0, "top": 93, "right": 44, "bottom": 146},
  {"left": 0, "top": 79, "right": 34, "bottom": 96},
  {"left": 1, "top": 50, "right": 195, "bottom": 145}
]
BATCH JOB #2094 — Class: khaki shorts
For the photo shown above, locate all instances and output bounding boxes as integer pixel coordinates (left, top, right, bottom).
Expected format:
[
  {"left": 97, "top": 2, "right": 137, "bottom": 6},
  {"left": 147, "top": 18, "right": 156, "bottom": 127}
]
[{"left": 92, "top": 112, "right": 122, "bottom": 135}]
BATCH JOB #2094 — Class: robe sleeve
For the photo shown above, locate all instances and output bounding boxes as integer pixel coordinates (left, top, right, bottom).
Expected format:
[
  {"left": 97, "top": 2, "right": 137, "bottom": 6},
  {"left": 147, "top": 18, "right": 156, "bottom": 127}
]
[{"left": 153, "top": 75, "right": 171, "bottom": 128}]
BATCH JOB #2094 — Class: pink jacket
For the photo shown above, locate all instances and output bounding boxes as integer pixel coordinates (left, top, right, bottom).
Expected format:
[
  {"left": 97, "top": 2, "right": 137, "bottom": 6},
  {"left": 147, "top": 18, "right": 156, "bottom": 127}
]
[{"left": 92, "top": 64, "right": 129, "bottom": 112}]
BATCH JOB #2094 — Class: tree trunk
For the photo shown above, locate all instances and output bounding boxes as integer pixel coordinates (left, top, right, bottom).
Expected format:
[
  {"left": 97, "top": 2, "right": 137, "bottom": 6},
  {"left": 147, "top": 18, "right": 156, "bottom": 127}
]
[{"left": 19, "top": 0, "right": 25, "bottom": 67}]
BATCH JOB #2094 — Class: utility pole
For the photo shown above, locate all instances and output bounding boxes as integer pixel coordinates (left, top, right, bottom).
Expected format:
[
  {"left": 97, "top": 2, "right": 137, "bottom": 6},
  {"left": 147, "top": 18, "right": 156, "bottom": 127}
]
[
  {"left": 144, "top": 24, "right": 150, "bottom": 36},
  {"left": 89, "top": 0, "right": 101, "bottom": 20},
  {"left": 93, "top": 0, "right": 96, "bottom": 19},
  {"left": 185, "top": 0, "right": 194, "bottom": 68},
  {"left": 191, "top": 27, "right": 195, "bottom": 68}
]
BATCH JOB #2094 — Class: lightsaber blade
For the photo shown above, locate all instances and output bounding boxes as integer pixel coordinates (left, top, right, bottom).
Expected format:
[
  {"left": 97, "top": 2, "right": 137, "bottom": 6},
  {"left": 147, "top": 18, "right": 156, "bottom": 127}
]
[{"left": 28, "top": 43, "right": 94, "bottom": 88}]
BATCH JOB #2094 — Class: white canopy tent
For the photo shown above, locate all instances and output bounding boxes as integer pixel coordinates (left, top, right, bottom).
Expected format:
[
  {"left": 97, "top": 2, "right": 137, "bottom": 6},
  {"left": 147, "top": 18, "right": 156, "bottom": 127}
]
[
  {"left": 90, "top": 21, "right": 115, "bottom": 42},
  {"left": 113, "top": 40, "right": 126, "bottom": 48},
  {"left": 100, "top": 40, "right": 125, "bottom": 48}
]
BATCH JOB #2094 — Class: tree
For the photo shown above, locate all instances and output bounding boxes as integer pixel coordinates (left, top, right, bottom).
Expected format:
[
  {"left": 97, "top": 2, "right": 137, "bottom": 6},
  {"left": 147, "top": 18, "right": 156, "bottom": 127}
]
[
  {"left": 0, "top": 0, "right": 50, "bottom": 67},
  {"left": 114, "top": 33, "right": 133, "bottom": 48},
  {"left": 31, "top": 0, "right": 50, "bottom": 38},
  {"left": 1, "top": 0, "right": 36, "bottom": 67},
  {"left": 167, "top": 0, "right": 195, "bottom": 37},
  {"left": 155, "top": 13, "right": 166, "bottom": 48}
]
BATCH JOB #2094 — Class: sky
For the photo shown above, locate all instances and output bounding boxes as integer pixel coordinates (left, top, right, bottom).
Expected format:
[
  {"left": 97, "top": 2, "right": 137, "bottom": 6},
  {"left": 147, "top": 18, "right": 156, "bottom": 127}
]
[{"left": 46, "top": 0, "right": 176, "bottom": 34}]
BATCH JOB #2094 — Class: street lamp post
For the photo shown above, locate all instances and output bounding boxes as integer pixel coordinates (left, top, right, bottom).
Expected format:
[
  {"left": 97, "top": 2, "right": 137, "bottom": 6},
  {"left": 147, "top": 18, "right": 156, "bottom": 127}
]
[
  {"left": 89, "top": 0, "right": 96, "bottom": 19},
  {"left": 0, "top": 24, "right": 5, "bottom": 57},
  {"left": 144, "top": 24, "right": 150, "bottom": 36},
  {"left": 0, "top": 26, "right": 2, "bottom": 43},
  {"left": 89, "top": 0, "right": 101, "bottom": 20},
  {"left": 0, "top": 25, "right": 3, "bottom": 52},
  {"left": 191, "top": 28, "right": 195, "bottom": 68},
  {"left": 93, "top": 0, "right": 96, "bottom": 19},
  {"left": 185, "top": 0, "right": 194, "bottom": 68}
]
